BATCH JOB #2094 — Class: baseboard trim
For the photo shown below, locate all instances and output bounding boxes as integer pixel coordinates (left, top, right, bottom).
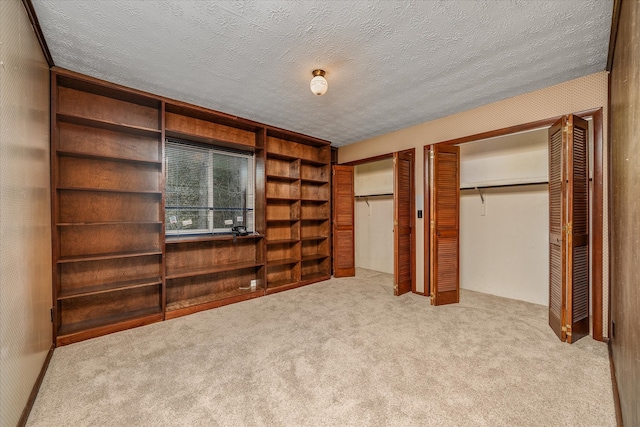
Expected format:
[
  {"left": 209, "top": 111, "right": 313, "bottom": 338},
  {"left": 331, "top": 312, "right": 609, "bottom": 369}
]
[
  {"left": 17, "top": 344, "right": 54, "bottom": 427},
  {"left": 608, "top": 341, "right": 623, "bottom": 427}
]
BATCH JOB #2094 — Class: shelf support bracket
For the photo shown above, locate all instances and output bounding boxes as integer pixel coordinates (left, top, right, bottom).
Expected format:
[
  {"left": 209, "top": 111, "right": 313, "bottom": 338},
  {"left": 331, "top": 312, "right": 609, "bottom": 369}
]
[{"left": 476, "top": 187, "right": 485, "bottom": 204}]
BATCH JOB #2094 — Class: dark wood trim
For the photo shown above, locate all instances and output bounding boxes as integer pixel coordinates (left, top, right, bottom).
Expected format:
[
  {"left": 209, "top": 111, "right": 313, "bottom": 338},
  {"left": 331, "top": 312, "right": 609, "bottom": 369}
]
[
  {"left": 434, "top": 117, "right": 558, "bottom": 147},
  {"left": 17, "top": 344, "right": 54, "bottom": 427},
  {"left": 21, "top": 0, "right": 54, "bottom": 67},
  {"left": 49, "top": 71, "right": 59, "bottom": 345},
  {"left": 423, "top": 146, "right": 431, "bottom": 298},
  {"left": 608, "top": 342, "right": 624, "bottom": 427},
  {"left": 591, "top": 108, "right": 604, "bottom": 341},
  {"left": 607, "top": 0, "right": 623, "bottom": 72},
  {"left": 160, "top": 101, "right": 167, "bottom": 319},
  {"left": 341, "top": 153, "right": 393, "bottom": 166}
]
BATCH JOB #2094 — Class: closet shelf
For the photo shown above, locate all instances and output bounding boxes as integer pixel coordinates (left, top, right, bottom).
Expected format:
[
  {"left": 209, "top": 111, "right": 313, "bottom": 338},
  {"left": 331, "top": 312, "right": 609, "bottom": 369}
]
[
  {"left": 57, "top": 249, "right": 162, "bottom": 264},
  {"left": 266, "top": 174, "right": 299, "bottom": 182}
]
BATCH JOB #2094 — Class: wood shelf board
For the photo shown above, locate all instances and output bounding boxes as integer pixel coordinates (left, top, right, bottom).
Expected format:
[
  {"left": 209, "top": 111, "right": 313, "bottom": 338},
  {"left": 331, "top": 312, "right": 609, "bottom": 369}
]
[
  {"left": 55, "top": 73, "right": 161, "bottom": 109},
  {"left": 301, "top": 254, "right": 329, "bottom": 262},
  {"left": 300, "top": 218, "right": 329, "bottom": 222},
  {"left": 57, "top": 187, "right": 162, "bottom": 196},
  {"left": 266, "top": 197, "right": 299, "bottom": 202},
  {"left": 266, "top": 238, "right": 299, "bottom": 245},
  {"left": 58, "top": 277, "right": 162, "bottom": 300},
  {"left": 300, "top": 178, "right": 329, "bottom": 184},
  {"left": 56, "top": 149, "right": 162, "bottom": 166},
  {"left": 164, "top": 103, "right": 263, "bottom": 133},
  {"left": 300, "top": 236, "right": 329, "bottom": 241},
  {"left": 266, "top": 151, "right": 299, "bottom": 162},
  {"left": 57, "top": 249, "right": 162, "bottom": 264},
  {"left": 165, "top": 233, "right": 262, "bottom": 244},
  {"left": 57, "top": 113, "right": 161, "bottom": 137},
  {"left": 165, "top": 289, "right": 264, "bottom": 319},
  {"left": 57, "top": 307, "right": 162, "bottom": 345},
  {"left": 301, "top": 272, "right": 330, "bottom": 283},
  {"left": 266, "top": 174, "right": 299, "bottom": 182},
  {"left": 165, "top": 129, "right": 256, "bottom": 153},
  {"left": 166, "top": 261, "right": 264, "bottom": 279},
  {"left": 266, "top": 258, "right": 299, "bottom": 267},
  {"left": 266, "top": 218, "right": 300, "bottom": 223},
  {"left": 57, "top": 221, "right": 162, "bottom": 227},
  {"left": 266, "top": 279, "right": 299, "bottom": 291},
  {"left": 300, "top": 158, "right": 327, "bottom": 166},
  {"left": 300, "top": 199, "right": 329, "bottom": 204}
]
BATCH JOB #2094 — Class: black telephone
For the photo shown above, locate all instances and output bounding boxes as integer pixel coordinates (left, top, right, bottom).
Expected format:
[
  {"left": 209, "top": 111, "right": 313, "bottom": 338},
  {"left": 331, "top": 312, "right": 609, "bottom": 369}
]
[{"left": 232, "top": 225, "right": 248, "bottom": 236}]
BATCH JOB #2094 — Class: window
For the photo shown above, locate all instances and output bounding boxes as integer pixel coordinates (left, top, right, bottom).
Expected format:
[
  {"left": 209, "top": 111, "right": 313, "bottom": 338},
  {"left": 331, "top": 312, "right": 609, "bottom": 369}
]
[{"left": 165, "top": 140, "right": 254, "bottom": 235}]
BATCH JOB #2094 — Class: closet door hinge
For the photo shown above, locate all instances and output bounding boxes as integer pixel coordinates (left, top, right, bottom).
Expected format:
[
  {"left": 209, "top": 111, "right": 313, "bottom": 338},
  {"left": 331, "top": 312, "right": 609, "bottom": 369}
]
[{"left": 394, "top": 283, "right": 398, "bottom": 292}]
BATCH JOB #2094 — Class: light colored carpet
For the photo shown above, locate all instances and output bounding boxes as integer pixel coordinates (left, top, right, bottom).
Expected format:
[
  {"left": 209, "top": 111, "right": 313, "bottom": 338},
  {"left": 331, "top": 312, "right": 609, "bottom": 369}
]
[{"left": 27, "top": 269, "right": 615, "bottom": 426}]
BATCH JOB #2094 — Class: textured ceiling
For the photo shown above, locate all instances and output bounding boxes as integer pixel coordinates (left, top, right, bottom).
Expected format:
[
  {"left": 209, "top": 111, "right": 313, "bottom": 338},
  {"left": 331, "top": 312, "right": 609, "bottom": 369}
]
[{"left": 32, "top": 1, "right": 612, "bottom": 147}]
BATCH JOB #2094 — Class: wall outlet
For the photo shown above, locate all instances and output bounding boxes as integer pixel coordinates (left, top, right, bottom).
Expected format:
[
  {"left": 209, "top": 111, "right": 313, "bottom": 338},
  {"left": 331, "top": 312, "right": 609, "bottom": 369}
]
[{"left": 250, "top": 279, "right": 257, "bottom": 291}]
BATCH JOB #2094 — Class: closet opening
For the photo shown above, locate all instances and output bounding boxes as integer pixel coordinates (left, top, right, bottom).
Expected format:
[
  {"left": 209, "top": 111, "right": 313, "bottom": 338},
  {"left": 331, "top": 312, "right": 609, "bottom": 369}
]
[
  {"left": 425, "top": 109, "right": 605, "bottom": 342},
  {"left": 334, "top": 149, "right": 416, "bottom": 295}
]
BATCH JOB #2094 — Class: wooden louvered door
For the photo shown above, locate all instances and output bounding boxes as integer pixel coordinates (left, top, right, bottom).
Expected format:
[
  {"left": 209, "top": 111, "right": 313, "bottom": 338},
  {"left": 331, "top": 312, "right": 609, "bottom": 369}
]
[
  {"left": 332, "top": 165, "right": 355, "bottom": 277},
  {"left": 548, "top": 115, "right": 590, "bottom": 343},
  {"left": 394, "top": 149, "right": 414, "bottom": 295},
  {"left": 429, "top": 145, "right": 460, "bottom": 305}
]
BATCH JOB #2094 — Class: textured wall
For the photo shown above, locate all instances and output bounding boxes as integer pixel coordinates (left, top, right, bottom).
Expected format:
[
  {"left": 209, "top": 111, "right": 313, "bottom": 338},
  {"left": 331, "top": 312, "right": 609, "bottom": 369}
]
[
  {"left": 609, "top": 0, "right": 640, "bottom": 424},
  {"left": 339, "top": 72, "right": 609, "bottom": 338},
  {"left": 0, "top": 1, "right": 52, "bottom": 425}
]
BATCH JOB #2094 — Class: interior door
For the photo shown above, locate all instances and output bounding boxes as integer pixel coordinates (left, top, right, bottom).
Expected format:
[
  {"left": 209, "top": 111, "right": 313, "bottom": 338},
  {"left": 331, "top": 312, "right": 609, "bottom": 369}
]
[
  {"left": 332, "top": 165, "right": 355, "bottom": 277},
  {"left": 394, "top": 149, "right": 414, "bottom": 295},
  {"left": 548, "top": 115, "right": 590, "bottom": 343},
  {"left": 429, "top": 145, "right": 460, "bottom": 305}
]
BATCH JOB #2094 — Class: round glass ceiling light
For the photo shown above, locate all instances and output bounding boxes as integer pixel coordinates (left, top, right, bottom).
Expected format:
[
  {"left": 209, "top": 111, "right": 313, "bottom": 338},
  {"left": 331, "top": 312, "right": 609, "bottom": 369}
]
[{"left": 310, "top": 69, "right": 328, "bottom": 96}]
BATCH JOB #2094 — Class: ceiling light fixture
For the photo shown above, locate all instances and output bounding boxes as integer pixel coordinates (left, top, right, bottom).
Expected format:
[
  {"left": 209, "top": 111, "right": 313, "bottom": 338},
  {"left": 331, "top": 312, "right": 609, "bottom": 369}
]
[{"left": 310, "top": 69, "right": 328, "bottom": 96}]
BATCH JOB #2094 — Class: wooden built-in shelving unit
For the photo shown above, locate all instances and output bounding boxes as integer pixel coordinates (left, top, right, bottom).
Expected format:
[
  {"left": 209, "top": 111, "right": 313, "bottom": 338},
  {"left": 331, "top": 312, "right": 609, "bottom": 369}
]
[
  {"left": 264, "top": 132, "right": 331, "bottom": 294},
  {"left": 51, "top": 68, "right": 331, "bottom": 345}
]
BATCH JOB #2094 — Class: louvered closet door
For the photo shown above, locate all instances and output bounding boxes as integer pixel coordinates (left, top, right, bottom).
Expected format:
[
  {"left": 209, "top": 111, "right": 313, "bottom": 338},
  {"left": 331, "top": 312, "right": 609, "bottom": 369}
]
[
  {"left": 394, "top": 149, "right": 414, "bottom": 295},
  {"left": 566, "top": 115, "right": 590, "bottom": 343},
  {"left": 332, "top": 165, "right": 355, "bottom": 277},
  {"left": 429, "top": 145, "right": 460, "bottom": 306},
  {"left": 548, "top": 119, "right": 566, "bottom": 340},
  {"left": 548, "top": 115, "right": 590, "bottom": 343}
]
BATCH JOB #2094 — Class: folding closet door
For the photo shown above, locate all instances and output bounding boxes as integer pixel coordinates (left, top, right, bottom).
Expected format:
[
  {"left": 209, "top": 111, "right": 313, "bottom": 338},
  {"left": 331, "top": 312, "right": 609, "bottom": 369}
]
[
  {"left": 429, "top": 145, "right": 460, "bottom": 305},
  {"left": 394, "top": 149, "right": 414, "bottom": 295},
  {"left": 332, "top": 165, "right": 355, "bottom": 277},
  {"left": 548, "top": 115, "right": 589, "bottom": 343}
]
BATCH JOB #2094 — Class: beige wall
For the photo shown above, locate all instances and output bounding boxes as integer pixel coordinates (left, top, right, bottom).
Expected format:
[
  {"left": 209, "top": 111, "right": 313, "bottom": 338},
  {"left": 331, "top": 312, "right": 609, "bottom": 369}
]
[
  {"left": 0, "top": 1, "right": 52, "bottom": 425},
  {"left": 609, "top": 0, "right": 640, "bottom": 424},
  {"left": 339, "top": 72, "right": 608, "bottom": 337}
]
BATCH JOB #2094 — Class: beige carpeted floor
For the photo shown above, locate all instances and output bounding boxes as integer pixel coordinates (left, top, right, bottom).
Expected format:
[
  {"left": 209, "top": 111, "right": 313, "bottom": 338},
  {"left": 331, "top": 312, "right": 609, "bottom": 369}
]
[{"left": 28, "top": 269, "right": 615, "bottom": 426}]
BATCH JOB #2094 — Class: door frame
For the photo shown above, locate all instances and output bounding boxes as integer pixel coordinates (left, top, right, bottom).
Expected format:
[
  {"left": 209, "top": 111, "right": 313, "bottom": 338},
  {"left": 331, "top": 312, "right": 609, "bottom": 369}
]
[
  {"left": 342, "top": 151, "right": 417, "bottom": 293},
  {"left": 423, "top": 108, "right": 605, "bottom": 341}
]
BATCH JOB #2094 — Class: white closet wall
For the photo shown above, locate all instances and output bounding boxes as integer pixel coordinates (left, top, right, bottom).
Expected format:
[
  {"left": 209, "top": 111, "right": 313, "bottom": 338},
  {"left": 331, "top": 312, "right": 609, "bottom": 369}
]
[
  {"left": 355, "top": 159, "right": 394, "bottom": 274},
  {"left": 459, "top": 130, "right": 549, "bottom": 306}
]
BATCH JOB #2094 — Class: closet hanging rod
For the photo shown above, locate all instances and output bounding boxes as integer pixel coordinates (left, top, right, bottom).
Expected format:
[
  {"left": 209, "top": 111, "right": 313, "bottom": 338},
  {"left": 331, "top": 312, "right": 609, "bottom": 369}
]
[
  {"left": 460, "top": 181, "right": 548, "bottom": 191},
  {"left": 354, "top": 193, "right": 394, "bottom": 198}
]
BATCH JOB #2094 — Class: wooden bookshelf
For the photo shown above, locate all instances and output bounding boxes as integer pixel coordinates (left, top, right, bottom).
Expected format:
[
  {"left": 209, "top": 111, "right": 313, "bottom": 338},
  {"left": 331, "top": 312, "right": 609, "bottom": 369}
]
[
  {"left": 264, "top": 130, "right": 331, "bottom": 293},
  {"left": 51, "top": 70, "right": 164, "bottom": 346},
  {"left": 50, "top": 68, "right": 331, "bottom": 345}
]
